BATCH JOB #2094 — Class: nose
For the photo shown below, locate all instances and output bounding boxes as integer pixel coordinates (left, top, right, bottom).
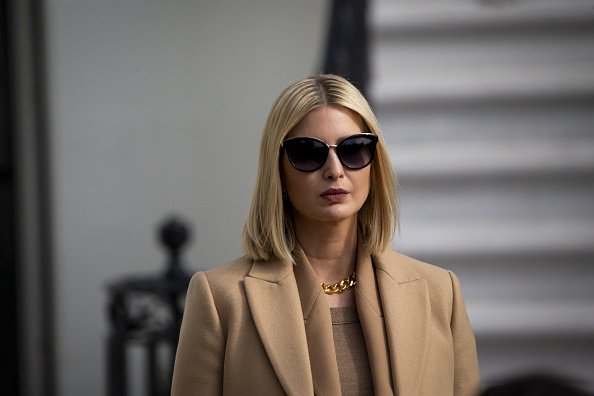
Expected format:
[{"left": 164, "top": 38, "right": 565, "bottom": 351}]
[{"left": 322, "top": 147, "right": 344, "bottom": 180}]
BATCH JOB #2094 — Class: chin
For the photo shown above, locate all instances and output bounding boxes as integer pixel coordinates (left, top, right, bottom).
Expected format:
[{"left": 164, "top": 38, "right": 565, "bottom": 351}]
[{"left": 318, "top": 209, "right": 359, "bottom": 223}]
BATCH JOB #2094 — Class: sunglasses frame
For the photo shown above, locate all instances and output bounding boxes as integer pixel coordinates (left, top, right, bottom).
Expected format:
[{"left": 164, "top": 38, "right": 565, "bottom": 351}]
[{"left": 281, "top": 133, "right": 378, "bottom": 172}]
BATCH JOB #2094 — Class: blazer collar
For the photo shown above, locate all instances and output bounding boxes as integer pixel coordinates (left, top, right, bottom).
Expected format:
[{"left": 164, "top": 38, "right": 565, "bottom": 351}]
[
  {"left": 245, "top": 257, "right": 314, "bottom": 395},
  {"left": 356, "top": 248, "right": 394, "bottom": 395},
  {"left": 244, "top": 246, "right": 431, "bottom": 396},
  {"left": 293, "top": 245, "right": 342, "bottom": 395},
  {"left": 291, "top": 242, "right": 431, "bottom": 396},
  {"left": 374, "top": 249, "right": 431, "bottom": 396}
]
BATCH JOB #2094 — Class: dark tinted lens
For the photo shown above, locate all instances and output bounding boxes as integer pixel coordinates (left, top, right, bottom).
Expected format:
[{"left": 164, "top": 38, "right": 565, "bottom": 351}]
[
  {"left": 337, "top": 135, "right": 378, "bottom": 169},
  {"left": 284, "top": 138, "right": 328, "bottom": 172}
]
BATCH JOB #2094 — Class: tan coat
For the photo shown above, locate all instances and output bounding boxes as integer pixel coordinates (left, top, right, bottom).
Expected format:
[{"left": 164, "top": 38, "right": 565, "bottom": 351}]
[{"left": 171, "top": 248, "right": 480, "bottom": 396}]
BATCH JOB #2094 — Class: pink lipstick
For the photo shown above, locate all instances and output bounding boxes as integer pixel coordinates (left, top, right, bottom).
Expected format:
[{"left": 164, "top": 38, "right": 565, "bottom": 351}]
[{"left": 320, "top": 188, "right": 349, "bottom": 202}]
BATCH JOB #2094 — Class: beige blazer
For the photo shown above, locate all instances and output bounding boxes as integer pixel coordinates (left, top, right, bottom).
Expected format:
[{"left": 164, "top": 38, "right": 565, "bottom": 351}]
[{"left": 171, "top": 248, "right": 480, "bottom": 396}]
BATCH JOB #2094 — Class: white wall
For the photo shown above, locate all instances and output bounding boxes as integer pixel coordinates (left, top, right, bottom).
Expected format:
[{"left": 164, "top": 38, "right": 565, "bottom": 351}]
[{"left": 45, "top": 1, "right": 328, "bottom": 394}]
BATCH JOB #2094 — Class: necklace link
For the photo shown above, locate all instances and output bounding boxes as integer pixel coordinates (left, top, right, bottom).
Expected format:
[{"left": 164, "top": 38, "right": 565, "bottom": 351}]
[{"left": 321, "top": 271, "right": 356, "bottom": 295}]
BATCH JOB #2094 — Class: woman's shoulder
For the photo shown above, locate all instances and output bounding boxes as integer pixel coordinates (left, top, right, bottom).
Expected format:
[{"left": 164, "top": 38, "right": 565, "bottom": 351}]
[
  {"left": 185, "top": 256, "right": 255, "bottom": 313},
  {"left": 375, "top": 248, "right": 453, "bottom": 284},
  {"left": 192, "top": 255, "right": 254, "bottom": 287},
  {"left": 375, "top": 248, "right": 467, "bottom": 312}
]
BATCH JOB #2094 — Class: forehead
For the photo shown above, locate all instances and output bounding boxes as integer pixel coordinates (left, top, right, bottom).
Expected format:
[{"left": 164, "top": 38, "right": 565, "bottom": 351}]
[{"left": 285, "top": 105, "right": 364, "bottom": 141}]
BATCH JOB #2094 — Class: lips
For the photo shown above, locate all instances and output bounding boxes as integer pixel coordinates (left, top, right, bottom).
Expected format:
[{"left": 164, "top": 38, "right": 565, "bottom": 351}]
[{"left": 320, "top": 188, "right": 349, "bottom": 202}]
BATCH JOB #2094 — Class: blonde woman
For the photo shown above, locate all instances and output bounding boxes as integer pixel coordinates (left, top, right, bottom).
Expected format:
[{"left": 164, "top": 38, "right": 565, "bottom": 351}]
[{"left": 171, "top": 74, "right": 480, "bottom": 396}]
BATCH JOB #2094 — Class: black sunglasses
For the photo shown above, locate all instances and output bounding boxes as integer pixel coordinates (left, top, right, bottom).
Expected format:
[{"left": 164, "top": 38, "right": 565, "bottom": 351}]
[{"left": 281, "top": 133, "right": 378, "bottom": 172}]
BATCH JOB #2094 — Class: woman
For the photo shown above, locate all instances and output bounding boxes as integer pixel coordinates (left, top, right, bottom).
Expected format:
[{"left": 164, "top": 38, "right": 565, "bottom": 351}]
[{"left": 171, "top": 74, "right": 480, "bottom": 395}]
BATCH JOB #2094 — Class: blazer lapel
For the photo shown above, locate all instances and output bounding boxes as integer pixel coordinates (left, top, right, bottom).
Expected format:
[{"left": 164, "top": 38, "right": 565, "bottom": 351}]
[
  {"left": 245, "top": 258, "right": 314, "bottom": 396},
  {"left": 375, "top": 250, "right": 430, "bottom": 396},
  {"left": 355, "top": 249, "right": 395, "bottom": 396},
  {"left": 292, "top": 246, "right": 342, "bottom": 396}
]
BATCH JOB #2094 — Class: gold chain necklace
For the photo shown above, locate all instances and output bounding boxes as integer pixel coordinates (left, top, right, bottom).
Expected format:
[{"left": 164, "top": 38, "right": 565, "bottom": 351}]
[{"left": 321, "top": 271, "right": 356, "bottom": 295}]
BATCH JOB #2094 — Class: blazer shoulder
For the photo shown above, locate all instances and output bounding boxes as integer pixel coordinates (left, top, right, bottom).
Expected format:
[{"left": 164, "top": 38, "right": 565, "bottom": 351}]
[
  {"left": 198, "top": 255, "right": 251, "bottom": 281},
  {"left": 186, "top": 257, "right": 252, "bottom": 328},
  {"left": 384, "top": 249, "right": 471, "bottom": 308},
  {"left": 188, "top": 255, "right": 253, "bottom": 303},
  {"left": 376, "top": 248, "right": 452, "bottom": 286}
]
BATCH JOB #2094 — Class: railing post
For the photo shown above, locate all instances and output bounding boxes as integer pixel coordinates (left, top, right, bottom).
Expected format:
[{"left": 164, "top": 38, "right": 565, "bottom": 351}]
[{"left": 105, "top": 215, "right": 192, "bottom": 396}]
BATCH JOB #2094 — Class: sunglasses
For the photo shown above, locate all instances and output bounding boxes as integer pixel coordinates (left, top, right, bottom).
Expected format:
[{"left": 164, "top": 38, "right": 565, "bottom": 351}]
[{"left": 281, "top": 133, "right": 378, "bottom": 172}]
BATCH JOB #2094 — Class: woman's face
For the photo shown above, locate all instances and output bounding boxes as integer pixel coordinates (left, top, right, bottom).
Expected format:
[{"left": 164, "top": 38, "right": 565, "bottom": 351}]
[{"left": 281, "top": 105, "right": 371, "bottom": 227}]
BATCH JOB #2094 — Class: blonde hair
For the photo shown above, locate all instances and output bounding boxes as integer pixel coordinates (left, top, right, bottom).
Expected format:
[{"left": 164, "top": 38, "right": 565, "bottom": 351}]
[{"left": 242, "top": 74, "right": 398, "bottom": 262}]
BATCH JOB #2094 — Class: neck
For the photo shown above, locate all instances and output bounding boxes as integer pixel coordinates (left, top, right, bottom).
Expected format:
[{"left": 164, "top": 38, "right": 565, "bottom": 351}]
[{"left": 294, "top": 216, "right": 358, "bottom": 284}]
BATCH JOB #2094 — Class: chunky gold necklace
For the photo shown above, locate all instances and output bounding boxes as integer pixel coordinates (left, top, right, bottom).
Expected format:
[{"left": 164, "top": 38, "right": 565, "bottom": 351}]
[{"left": 321, "top": 271, "right": 356, "bottom": 295}]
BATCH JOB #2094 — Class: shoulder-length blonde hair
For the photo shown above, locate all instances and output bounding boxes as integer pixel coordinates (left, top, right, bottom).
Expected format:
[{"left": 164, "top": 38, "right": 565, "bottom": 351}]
[{"left": 242, "top": 74, "right": 398, "bottom": 262}]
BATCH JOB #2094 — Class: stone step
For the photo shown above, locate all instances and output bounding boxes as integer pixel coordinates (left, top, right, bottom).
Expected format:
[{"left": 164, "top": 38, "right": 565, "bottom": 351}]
[{"left": 390, "top": 139, "right": 594, "bottom": 180}]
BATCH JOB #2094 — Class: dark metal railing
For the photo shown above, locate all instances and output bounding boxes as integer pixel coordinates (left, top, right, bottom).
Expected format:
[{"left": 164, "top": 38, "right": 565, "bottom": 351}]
[{"left": 106, "top": 216, "right": 192, "bottom": 396}]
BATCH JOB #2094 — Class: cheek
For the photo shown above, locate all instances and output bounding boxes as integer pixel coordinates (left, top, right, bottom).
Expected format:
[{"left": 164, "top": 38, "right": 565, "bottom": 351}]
[
  {"left": 356, "top": 168, "right": 372, "bottom": 192},
  {"left": 356, "top": 170, "right": 372, "bottom": 206}
]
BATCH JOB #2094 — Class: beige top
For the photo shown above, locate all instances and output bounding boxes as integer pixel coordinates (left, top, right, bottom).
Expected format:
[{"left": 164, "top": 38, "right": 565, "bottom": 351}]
[{"left": 331, "top": 305, "right": 374, "bottom": 396}]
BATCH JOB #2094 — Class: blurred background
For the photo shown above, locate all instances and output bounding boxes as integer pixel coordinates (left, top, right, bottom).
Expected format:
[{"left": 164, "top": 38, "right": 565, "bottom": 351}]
[{"left": 3, "top": 0, "right": 594, "bottom": 395}]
